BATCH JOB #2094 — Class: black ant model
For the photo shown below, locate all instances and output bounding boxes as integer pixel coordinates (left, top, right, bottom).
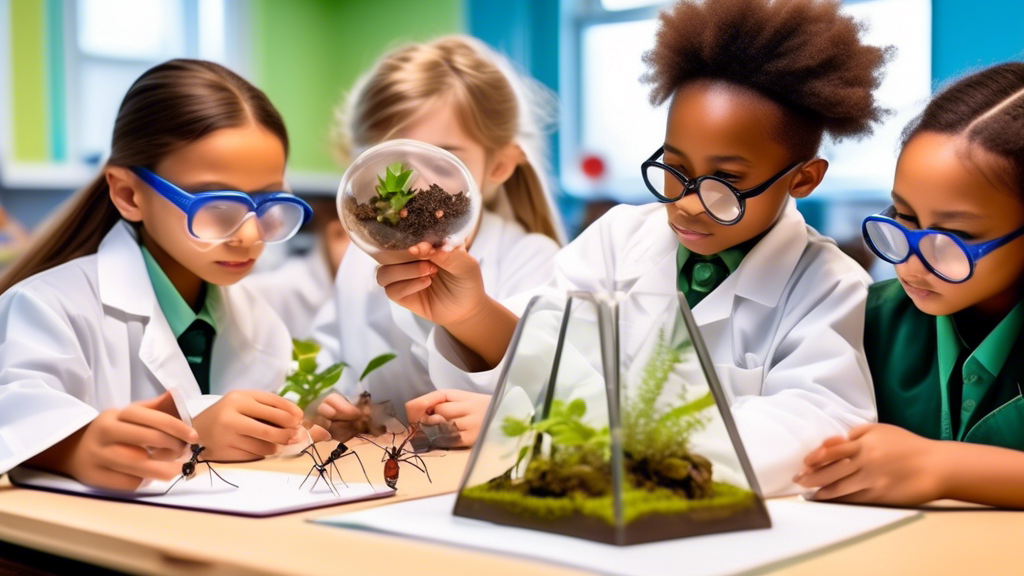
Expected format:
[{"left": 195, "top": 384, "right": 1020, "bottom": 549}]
[
  {"left": 298, "top": 441, "right": 374, "bottom": 497},
  {"left": 359, "top": 424, "right": 433, "bottom": 490},
  {"left": 162, "top": 444, "right": 238, "bottom": 495}
]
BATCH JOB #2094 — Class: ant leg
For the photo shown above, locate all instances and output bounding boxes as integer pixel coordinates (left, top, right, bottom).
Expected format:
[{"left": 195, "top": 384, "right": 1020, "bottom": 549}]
[
  {"left": 410, "top": 454, "right": 432, "bottom": 483},
  {"left": 346, "top": 452, "right": 375, "bottom": 490},
  {"left": 162, "top": 474, "right": 185, "bottom": 496},
  {"left": 329, "top": 460, "right": 348, "bottom": 488},
  {"left": 203, "top": 462, "right": 239, "bottom": 489},
  {"left": 299, "top": 466, "right": 316, "bottom": 490},
  {"left": 355, "top": 434, "right": 387, "bottom": 452},
  {"left": 310, "top": 444, "right": 327, "bottom": 467},
  {"left": 398, "top": 457, "right": 430, "bottom": 483}
]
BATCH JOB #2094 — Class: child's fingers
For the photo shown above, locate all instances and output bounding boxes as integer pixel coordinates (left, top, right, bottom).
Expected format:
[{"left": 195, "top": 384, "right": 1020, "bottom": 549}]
[
  {"left": 405, "top": 390, "right": 450, "bottom": 423},
  {"left": 235, "top": 414, "right": 299, "bottom": 446},
  {"left": 107, "top": 420, "right": 190, "bottom": 453},
  {"left": 229, "top": 434, "right": 279, "bottom": 458},
  {"left": 239, "top": 398, "right": 302, "bottom": 429},
  {"left": 306, "top": 424, "right": 331, "bottom": 444},
  {"left": 427, "top": 246, "right": 478, "bottom": 275},
  {"left": 100, "top": 444, "right": 181, "bottom": 482},
  {"left": 847, "top": 423, "right": 877, "bottom": 440},
  {"left": 318, "top": 394, "right": 362, "bottom": 420},
  {"left": 383, "top": 277, "right": 432, "bottom": 302},
  {"left": 432, "top": 401, "right": 471, "bottom": 420},
  {"left": 407, "top": 242, "right": 436, "bottom": 258},
  {"left": 809, "top": 471, "right": 869, "bottom": 501},
  {"left": 420, "top": 413, "right": 449, "bottom": 426},
  {"left": 248, "top": 390, "right": 304, "bottom": 420},
  {"left": 375, "top": 261, "right": 437, "bottom": 288},
  {"left": 803, "top": 439, "right": 860, "bottom": 468},
  {"left": 793, "top": 457, "right": 858, "bottom": 488},
  {"left": 117, "top": 404, "right": 198, "bottom": 445}
]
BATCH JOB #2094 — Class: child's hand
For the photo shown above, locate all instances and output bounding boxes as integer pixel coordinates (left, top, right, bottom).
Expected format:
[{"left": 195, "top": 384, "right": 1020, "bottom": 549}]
[
  {"left": 794, "top": 423, "right": 948, "bottom": 506},
  {"left": 31, "top": 391, "right": 199, "bottom": 490},
  {"left": 311, "top": 392, "right": 365, "bottom": 442},
  {"left": 405, "top": 389, "right": 492, "bottom": 447},
  {"left": 193, "top": 390, "right": 305, "bottom": 461},
  {"left": 375, "top": 242, "right": 488, "bottom": 328}
]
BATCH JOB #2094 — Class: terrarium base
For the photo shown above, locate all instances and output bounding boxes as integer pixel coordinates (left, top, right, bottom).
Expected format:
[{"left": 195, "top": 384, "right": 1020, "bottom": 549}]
[{"left": 454, "top": 484, "right": 771, "bottom": 545}]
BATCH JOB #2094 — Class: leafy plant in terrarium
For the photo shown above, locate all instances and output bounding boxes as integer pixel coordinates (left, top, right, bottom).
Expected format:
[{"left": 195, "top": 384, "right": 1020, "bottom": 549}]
[
  {"left": 622, "top": 329, "right": 716, "bottom": 498},
  {"left": 501, "top": 398, "right": 612, "bottom": 497},
  {"left": 373, "top": 162, "right": 417, "bottom": 225},
  {"left": 279, "top": 338, "right": 397, "bottom": 411}
]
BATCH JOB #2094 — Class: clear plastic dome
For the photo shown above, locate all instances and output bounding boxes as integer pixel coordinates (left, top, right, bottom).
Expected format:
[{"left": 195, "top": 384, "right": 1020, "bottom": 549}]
[{"left": 337, "top": 139, "right": 481, "bottom": 264}]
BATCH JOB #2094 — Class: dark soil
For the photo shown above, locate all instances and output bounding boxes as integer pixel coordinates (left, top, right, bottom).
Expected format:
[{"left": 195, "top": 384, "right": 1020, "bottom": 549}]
[{"left": 348, "top": 184, "right": 471, "bottom": 250}]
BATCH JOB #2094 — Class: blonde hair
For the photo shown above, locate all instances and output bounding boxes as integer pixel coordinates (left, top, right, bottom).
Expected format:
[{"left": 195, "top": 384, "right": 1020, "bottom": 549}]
[{"left": 333, "top": 36, "right": 565, "bottom": 244}]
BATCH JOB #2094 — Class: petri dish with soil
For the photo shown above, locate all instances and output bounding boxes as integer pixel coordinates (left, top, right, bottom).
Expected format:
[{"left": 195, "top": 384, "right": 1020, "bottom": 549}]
[{"left": 337, "top": 139, "right": 481, "bottom": 264}]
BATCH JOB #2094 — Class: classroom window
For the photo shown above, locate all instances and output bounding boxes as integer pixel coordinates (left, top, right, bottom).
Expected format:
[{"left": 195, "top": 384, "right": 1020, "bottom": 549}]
[
  {"left": 65, "top": 0, "right": 246, "bottom": 164},
  {"left": 560, "top": 0, "right": 932, "bottom": 204}
]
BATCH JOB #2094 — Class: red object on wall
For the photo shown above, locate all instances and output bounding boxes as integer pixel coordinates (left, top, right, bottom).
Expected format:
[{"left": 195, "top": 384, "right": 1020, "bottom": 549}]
[{"left": 581, "top": 155, "right": 605, "bottom": 180}]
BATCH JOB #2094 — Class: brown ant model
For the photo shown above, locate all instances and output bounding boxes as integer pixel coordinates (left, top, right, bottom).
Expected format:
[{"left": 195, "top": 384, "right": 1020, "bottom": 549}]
[
  {"left": 162, "top": 444, "right": 238, "bottom": 495},
  {"left": 298, "top": 441, "right": 374, "bottom": 497},
  {"left": 359, "top": 424, "right": 433, "bottom": 489}
]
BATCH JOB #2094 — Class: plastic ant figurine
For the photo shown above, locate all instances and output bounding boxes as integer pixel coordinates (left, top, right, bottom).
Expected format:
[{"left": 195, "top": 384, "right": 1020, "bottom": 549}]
[
  {"left": 162, "top": 444, "right": 238, "bottom": 495},
  {"left": 298, "top": 441, "right": 374, "bottom": 498},
  {"left": 359, "top": 424, "right": 433, "bottom": 489}
]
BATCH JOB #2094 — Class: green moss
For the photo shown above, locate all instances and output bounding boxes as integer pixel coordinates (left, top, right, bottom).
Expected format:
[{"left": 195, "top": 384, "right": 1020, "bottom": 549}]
[{"left": 462, "top": 481, "right": 756, "bottom": 525}]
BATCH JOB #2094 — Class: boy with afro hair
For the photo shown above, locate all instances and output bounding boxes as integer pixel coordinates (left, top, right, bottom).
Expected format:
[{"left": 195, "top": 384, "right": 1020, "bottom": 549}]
[{"left": 372, "top": 0, "right": 891, "bottom": 496}]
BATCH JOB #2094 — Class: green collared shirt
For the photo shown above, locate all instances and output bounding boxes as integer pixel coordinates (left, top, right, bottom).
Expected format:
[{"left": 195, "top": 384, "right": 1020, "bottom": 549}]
[
  {"left": 141, "top": 246, "right": 218, "bottom": 338},
  {"left": 675, "top": 243, "right": 751, "bottom": 309},
  {"left": 866, "top": 279, "right": 1024, "bottom": 450},
  {"left": 936, "top": 300, "right": 1024, "bottom": 441}
]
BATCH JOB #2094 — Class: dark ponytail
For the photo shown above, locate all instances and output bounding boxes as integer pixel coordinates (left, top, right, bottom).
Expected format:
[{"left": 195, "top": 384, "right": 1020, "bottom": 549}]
[{"left": 0, "top": 59, "right": 288, "bottom": 294}]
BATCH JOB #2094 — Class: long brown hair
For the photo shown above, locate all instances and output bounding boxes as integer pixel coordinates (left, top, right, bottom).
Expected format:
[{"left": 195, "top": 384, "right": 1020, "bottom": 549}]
[
  {"left": 902, "top": 62, "right": 1024, "bottom": 196},
  {"left": 333, "top": 36, "right": 565, "bottom": 244},
  {"left": 0, "top": 59, "right": 288, "bottom": 294}
]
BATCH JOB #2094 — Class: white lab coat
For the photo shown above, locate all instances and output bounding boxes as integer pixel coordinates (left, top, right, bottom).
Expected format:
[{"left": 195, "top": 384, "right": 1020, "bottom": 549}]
[
  {"left": 0, "top": 221, "right": 292, "bottom": 474},
  {"left": 310, "top": 211, "right": 561, "bottom": 413},
  {"left": 241, "top": 245, "right": 333, "bottom": 339},
  {"left": 425, "top": 200, "right": 877, "bottom": 496}
]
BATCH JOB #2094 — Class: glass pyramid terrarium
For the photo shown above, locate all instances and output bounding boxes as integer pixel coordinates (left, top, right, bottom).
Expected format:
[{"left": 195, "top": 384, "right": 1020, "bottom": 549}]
[{"left": 452, "top": 291, "right": 771, "bottom": 545}]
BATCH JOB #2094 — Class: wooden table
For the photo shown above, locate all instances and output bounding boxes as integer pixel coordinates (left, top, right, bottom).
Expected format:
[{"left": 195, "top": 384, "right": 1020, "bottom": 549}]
[{"left": 1, "top": 439, "right": 1021, "bottom": 576}]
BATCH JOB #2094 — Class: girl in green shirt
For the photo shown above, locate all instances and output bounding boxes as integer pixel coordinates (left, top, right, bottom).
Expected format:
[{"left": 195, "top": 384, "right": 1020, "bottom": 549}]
[{"left": 796, "top": 62, "right": 1024, "bottom": 508}]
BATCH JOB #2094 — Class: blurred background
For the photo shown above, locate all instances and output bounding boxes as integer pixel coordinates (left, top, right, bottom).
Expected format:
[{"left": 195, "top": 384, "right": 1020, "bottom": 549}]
[{"left": 1, "top": 0, "right": 1022, "bottom": 278}]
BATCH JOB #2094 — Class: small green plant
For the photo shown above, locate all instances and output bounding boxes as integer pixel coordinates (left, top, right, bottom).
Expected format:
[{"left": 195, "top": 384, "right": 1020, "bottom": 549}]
[
  {"left": 622, "top": 329, "right": 713, "bottom": 462},
  {"left": 278, "top": 338, "right": 396, "bottom": 410},
  {"left": 374, "top": 162, "right": 417, "bottom": 225}
]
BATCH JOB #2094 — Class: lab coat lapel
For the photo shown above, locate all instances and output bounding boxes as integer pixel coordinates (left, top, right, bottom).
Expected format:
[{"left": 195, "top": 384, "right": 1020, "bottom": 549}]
[{"left": 96, "top": 222, "right": 200, "bottom": 399}]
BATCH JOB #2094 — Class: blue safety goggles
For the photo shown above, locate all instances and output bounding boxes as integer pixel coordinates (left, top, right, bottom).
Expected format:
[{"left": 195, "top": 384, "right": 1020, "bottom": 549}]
[
  {"left": 131, "top": 167, "right": 312, "bottom": 244},
  {"left": 863, "top": 206, "right": 1024, "bottom": 283}
]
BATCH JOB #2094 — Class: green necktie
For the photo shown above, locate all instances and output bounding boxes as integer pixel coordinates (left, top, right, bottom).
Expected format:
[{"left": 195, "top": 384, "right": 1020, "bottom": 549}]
[
  {"left": 679, "top": 255, "right": 729, "bottom": 310},
  {"left": 178, "top": 319, "right": 215, "bottom": 395}
]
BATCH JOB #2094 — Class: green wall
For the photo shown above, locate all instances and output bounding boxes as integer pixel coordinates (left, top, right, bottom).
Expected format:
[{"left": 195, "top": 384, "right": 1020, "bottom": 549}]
[
  {"left": 251, "top": 0, "right": 464, "bottom": 172},
  {"left": 10, "top": 0, "right": 49, "bottom": 161}
]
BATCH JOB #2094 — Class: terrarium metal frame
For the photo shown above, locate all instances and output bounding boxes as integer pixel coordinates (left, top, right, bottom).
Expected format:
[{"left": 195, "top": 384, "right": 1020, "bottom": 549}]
[{"left": 451, "top": 292, "right": 772, "bottom": 545}]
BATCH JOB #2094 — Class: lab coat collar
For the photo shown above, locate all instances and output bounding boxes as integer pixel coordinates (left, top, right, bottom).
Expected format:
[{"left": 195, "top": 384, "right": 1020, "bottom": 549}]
[
  {"left": 615, "top": 200, "right": 809, "bottom": 326},
  {"left": 97, "top": 221, "right": 156, "bottom": 318}
]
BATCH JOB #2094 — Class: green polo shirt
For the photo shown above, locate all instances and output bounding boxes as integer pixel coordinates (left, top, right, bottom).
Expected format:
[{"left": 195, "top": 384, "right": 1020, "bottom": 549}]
[
  {"left": 141, "top": 247, "right": 219, "bottom": 393},
  {"left": 676, "top": 243, "right": 751, "bottom": 309},
  {"left": 866, "top": 279, "right": 1024, "bottom": 450},
  {"left": 141, "top": 247, "right": 218, "bottom": 337}
]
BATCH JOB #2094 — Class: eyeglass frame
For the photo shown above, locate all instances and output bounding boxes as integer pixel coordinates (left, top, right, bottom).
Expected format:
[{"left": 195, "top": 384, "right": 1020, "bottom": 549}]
[
  {"left": 130, "top": 166, "right": 313, "bottom": 243},
  {"left": 641, "top": 146, "right": 804, "bottom": 225},
  {"left": 862, "top": 205, "right": 1024, "bottom": 283}
]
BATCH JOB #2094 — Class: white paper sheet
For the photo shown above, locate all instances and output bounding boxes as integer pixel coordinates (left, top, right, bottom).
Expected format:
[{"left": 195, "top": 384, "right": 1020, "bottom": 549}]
[
  {"left": 10, "top": 466, "right": 394, "bottom": 517},
  {"left": 316, "top": 494, "right": 919, "bottom": 576}
]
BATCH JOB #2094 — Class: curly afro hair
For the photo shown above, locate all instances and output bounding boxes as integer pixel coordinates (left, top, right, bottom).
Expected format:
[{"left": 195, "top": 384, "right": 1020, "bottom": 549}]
[{"left": 641, "top": 0, "right": 892, "bottom": 157}]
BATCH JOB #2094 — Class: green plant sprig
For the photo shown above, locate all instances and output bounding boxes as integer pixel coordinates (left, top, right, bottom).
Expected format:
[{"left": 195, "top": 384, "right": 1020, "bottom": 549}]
[
  {"left": 374, "top": 161, "right": 417, "bottom": 225},
  {"left": 279, "top": 338, "right": 397, "bottom": 410}
]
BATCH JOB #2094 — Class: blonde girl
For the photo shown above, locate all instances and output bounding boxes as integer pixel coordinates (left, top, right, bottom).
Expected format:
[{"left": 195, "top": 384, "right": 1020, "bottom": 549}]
[{"left": 310, "top": 36, "right": 564, "bottom": 445}]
